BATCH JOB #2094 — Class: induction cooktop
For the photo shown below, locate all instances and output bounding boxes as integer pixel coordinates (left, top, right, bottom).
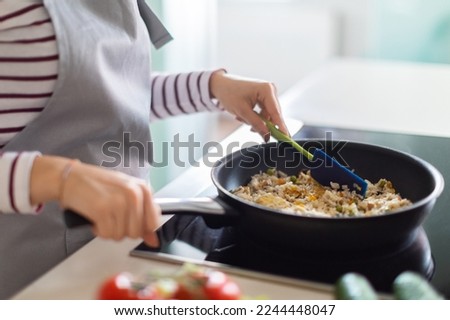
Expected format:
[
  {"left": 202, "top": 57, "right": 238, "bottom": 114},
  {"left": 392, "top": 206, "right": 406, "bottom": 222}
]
[{"left": 131, "top": 126, "right": 450, "bottom": 296}]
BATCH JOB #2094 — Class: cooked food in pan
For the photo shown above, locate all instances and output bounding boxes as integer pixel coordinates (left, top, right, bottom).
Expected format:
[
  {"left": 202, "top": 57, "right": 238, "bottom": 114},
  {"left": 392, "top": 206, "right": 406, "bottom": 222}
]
[{"left": 232, "top": 169, "right": 412, "bottom": 218}]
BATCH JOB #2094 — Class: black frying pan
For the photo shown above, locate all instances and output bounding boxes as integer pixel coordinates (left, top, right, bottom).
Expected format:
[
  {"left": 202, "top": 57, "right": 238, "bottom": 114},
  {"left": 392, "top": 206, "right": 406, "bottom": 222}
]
[{"left": 65, "top": 140, "right": 444, "bottom": 253}]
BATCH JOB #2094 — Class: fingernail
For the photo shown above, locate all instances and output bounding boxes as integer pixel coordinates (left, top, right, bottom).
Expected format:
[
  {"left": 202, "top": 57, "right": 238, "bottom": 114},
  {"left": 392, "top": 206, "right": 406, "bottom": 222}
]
[{"left": 144, "top": 232, "right": 160, "bottom": 248}]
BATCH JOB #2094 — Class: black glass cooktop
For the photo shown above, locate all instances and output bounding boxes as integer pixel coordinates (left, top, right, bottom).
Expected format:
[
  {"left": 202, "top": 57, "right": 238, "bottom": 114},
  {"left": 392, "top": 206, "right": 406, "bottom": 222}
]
[{"left": 131, "top": 126, "right": 450, "bottom": 296}]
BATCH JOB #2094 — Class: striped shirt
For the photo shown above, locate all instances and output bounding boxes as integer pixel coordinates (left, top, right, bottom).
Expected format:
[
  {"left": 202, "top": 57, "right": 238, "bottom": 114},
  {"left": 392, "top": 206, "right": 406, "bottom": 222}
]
[{"left": 0, "top": 2, "right": 221, "bottom": 214}]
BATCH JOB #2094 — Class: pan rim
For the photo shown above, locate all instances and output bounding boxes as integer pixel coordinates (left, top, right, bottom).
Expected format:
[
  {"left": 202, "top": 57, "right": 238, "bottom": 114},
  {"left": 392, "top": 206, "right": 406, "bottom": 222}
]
[{"left": 211, "top": 139, "right": 445, "bottom": 221}]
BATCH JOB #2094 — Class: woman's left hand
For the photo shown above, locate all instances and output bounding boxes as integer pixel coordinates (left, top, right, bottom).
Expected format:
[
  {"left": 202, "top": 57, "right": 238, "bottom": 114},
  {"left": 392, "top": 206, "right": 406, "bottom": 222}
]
[{"left": 209, "top": 70, "right": 289, "bottom": 141}]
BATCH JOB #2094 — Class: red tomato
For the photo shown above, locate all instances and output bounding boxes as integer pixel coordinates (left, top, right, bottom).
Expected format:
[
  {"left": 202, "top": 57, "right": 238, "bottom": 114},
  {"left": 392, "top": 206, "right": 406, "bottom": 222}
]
[
  {"left": 172, "top": 269, "right": 206, "bottom": 300},
  {"left": 97, "top": 272, "right": 159, "bottom": 300},
  {"left": 98, "top": 267, "right": 242, "bottom": 300},
  {"left": 172, "top": 284, "right": 193, "bottom": 300},
  {"left": 203, "top": 270, "right": 241, "bottom": 300}
]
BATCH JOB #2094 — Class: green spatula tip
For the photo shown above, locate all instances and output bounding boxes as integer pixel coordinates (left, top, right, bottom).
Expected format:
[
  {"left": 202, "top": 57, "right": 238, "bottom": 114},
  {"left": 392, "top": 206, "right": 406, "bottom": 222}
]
[{"left": 262, "top": 117, "right": 313, "bottom": 160}]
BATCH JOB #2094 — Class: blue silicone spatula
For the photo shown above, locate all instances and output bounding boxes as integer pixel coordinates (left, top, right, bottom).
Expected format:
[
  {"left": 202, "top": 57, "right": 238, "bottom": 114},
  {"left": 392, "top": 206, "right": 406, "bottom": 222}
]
[{"left": 262, "top": 118, "right": 368, "bottom": 196}]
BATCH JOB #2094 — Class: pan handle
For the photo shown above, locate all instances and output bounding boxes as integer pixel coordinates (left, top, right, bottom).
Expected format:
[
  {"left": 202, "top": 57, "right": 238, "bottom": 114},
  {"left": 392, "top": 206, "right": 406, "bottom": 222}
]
[
  {"left": 156, "top": 197, "right": 226, "bottom": 215},
  {"left": 64, "top": 197, "right": 237, "bottom": 229}
]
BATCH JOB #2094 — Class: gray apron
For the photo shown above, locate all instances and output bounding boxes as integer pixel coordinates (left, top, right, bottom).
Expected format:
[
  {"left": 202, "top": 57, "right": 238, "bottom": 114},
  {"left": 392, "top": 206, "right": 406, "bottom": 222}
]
[{"left": 1, "top": 0, "right": 171, "bottom": 299}]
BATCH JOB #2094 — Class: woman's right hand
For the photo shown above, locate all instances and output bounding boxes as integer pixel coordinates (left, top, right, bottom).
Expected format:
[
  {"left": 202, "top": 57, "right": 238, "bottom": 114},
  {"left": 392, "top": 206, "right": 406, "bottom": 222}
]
[{"left": 30, "top": 156, "right": 161, "bottom": 246}]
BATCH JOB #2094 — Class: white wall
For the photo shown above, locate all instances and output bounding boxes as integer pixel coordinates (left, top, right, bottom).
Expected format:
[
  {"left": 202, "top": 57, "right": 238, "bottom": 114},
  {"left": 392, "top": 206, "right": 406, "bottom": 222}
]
[
  {"left": 291, "top": 0, "right": 372, "bottom": 56},
  {"left": 216, "top": 0, "right": 375, "bottom": 92},
  {"left": 217, "top": 0, "right": 337, "bottom": 92},
  {"left": 154, "top": 0, "right": 373, "bottom": 92},
  {"left": 159, "top": 0, "right": 218, "bottom": 72}
]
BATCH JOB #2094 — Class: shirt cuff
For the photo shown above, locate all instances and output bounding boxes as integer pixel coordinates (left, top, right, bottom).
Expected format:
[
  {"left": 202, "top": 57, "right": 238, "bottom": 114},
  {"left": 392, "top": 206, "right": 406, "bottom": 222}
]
[
  {"left": 202, "top": 69, "right": 226, "bottom": 112},
  {"left": 0, "top": 151, "right": 42, "bottom": 215}
]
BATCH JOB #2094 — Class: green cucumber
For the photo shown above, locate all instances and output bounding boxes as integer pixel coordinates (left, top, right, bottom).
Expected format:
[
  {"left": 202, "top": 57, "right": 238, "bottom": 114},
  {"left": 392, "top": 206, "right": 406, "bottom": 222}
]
[
  {"left": 334, "top": 273, "right": 378, "bottom": 300},
  {"left": 393, "top": 271, "right": 444, "bottom": 300}
]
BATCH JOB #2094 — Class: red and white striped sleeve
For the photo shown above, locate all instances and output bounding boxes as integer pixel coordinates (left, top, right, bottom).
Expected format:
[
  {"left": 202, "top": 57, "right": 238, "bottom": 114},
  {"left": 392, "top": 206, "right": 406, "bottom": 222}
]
[
  {"left": 0, "top": 2, "right": 58, "bottom": 150},
  {"left": 0, "top": 152, "right": 41, "bottom": 214},
  {"left": 150, "top": 70, "right": 224, "bottom": 121},
  {"left": 0, "top": 2, "right": 54, "bottom": 214}
]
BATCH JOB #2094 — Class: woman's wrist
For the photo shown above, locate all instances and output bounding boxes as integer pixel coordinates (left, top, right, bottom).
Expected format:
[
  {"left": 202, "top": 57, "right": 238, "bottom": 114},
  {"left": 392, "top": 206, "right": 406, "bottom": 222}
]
[
  {"left": 30, "top": 156, "right": 76, "bottom": 205},
  {"left": 59, "top": 159, "right": 80, "bottom": 206},
  {"left": 209, "top": 68, "right": 227, "bottom": 99}
]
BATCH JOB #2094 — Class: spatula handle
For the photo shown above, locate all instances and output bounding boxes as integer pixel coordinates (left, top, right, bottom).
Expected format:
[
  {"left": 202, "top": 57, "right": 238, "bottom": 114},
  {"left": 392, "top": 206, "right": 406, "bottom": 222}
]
[{"left": 261, "top": 116, "right": 314, "bottom": 160}]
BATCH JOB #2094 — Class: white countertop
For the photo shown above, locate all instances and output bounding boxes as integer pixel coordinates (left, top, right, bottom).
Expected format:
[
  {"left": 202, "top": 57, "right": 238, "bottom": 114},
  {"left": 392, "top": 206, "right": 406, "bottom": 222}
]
[
  {"left": 13, "top": 58, "right": 450, "bottom": 300},
  {"left": 282, "top": 58, "right": 450, "bottom": 137}
]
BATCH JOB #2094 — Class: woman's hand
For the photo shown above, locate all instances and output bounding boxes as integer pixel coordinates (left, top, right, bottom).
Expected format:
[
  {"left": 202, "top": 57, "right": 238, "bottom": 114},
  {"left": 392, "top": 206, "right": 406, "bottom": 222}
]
[
  {"left": 209, "top": 70, "right": 289, "bottom": 141},
  {"left": 30, "top": 156, "right": 161, "bottom": 246}
]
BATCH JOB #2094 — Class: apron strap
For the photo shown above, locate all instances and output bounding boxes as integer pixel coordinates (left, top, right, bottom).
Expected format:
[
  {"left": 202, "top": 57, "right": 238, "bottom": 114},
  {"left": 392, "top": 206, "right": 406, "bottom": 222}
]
[{"left": 137, "top": 0, "right": 173, "bottom": 49}]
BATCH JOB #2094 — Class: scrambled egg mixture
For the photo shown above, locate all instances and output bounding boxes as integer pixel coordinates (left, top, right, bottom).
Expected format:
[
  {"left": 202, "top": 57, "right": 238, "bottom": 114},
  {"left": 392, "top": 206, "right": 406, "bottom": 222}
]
[{"left": 232, "top": 169, "right": 412, "bottom": 217}]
